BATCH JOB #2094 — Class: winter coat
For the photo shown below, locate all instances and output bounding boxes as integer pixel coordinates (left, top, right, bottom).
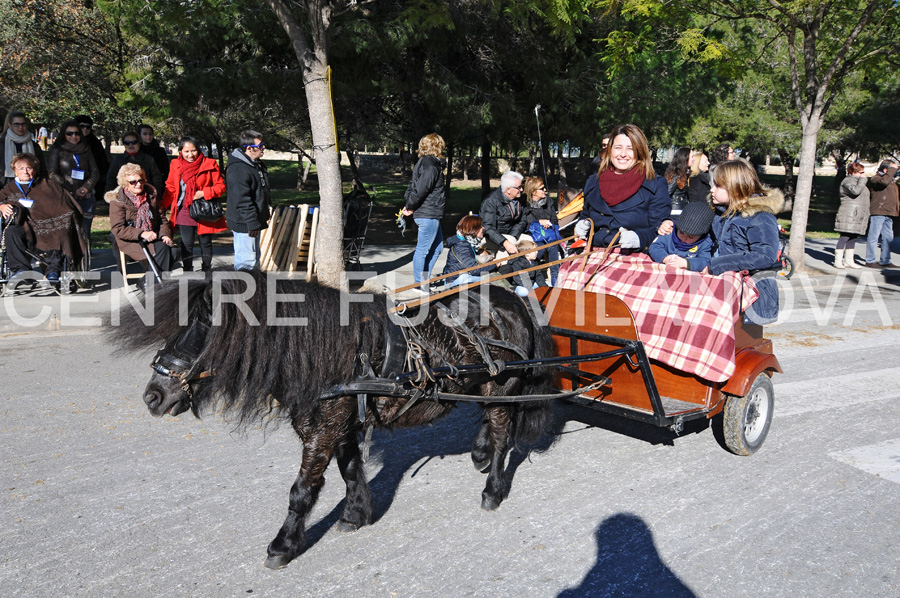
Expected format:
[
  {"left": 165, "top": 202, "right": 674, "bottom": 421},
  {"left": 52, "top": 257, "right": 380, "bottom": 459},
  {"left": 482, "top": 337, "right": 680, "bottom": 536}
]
[
  {"left": 834, "top": 175, "right": 870, "bottom": 235},
  {"left": 106, "top": 184, "right": 173, "bottom": 263},
  {"left": 686, "top": 171, "right": 711, "bottom": 205},
  {"left": 225, "top": 148, "right": 271, "bottom": 233},
  {"left": 708, "top": 188, "right": 785, "bottom": 324},
  {"left": 141, "top": 140, "right": 171, "bottom": 180},
  {"left": 667, "top": 177, "right": 689, "bottom": 213},
  {"left": 107, "top": 151, "right": 165, "bottom": 196},
  {"left": 498, "top": 255, "right": 547, "bottom": 288},
  {"left": 442, "top": 235, "right": 495, "bottom": 283},
  {"left": 524, "top": 202, "right": 558, "bottom": 227},
  {"left": 83, "top": 133, "right": 110, "bottom": 189},
  {"left": 648, "top": 232, "right": 714, "bottom": 272},
  {"left": 403, "top": 155, "right": 445, "bottom": 220},
  {"left": 480, "top": 187, "right": 527, "bottom": 246},
  {"left": 580, "top": 172, "right": 672, "bottom": 250},
  {"left": 162, "top": 155, "right": 227, "bottom": 234},
  {"left": 47, "top": 144, "right": 100, "bottom": 196},
  {"left": 868, "top": 166, "right": 899, "bottom": 217},
  {"left": 0, "top": 177, "right": 84, "bottom": 265}
]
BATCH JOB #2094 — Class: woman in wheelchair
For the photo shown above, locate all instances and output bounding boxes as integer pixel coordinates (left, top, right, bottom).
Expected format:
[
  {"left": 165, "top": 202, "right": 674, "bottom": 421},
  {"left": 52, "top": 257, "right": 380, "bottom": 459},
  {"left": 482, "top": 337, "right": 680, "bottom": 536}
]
[
  {"left": 0, "top": 153, "right": 85, "bottom": 282},
  {"left": 106, "top": 163, "right": 176, "bottom": 274}
]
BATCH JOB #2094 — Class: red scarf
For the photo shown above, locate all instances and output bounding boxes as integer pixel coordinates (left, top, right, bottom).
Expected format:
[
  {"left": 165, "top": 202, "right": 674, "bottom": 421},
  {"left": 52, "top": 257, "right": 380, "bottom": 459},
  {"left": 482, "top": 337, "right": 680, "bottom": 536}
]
[
  {"left": 597, "top": 167, "right": 645, "bottom": 206},
  {"left": 177, "top": 154, "right": 205, "bottom": 208}
]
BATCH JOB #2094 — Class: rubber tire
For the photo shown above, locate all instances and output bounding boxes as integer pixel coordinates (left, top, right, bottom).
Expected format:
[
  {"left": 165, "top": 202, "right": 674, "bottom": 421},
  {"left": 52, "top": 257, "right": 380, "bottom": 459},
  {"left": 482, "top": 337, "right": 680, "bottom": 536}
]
[
  {"left": 777, "top": 255, "right": 794, "bottom": 280},
  {"left": 722, "top": 374, "right": 774, "bottom": 456}
]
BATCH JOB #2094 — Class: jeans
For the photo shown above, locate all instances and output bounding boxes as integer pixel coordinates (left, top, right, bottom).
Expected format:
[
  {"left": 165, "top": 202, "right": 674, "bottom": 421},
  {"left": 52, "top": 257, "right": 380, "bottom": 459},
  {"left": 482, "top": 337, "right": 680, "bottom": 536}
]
[
  {"left": 866, "top": 215, "right": 894, "bottom": 264},
  {"left": 233, "top": 231, "right": 260, "bottom": 271},
  {"left": 413, "top": 218, "right": 443, "bottom": 283},
  {"left": 447, "top": 272, "right": 483, "bottom": 288}
]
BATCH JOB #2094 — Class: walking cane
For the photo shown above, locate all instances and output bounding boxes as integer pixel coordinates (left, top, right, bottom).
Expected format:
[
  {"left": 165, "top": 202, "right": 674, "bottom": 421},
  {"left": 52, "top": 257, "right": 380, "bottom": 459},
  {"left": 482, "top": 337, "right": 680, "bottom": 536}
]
[{"left": 139, "top": 238, "right": 164, "bottom": 284}]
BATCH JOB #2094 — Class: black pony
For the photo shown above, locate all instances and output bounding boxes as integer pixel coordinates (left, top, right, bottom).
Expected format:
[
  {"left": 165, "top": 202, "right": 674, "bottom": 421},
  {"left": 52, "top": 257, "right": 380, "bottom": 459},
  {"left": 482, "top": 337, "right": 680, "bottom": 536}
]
[{"left": 110, "top": 270, "right": 555, "bottom": 569}]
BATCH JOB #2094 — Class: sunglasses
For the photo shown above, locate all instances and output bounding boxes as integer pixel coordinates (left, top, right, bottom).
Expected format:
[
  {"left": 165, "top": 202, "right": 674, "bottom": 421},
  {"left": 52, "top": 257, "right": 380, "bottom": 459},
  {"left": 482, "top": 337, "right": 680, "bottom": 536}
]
[
  {"left": 123, "top": 140, "right": 139, "bottom": 145},
  {"left": 126, "top": 179, "right": 145, "bottom": 186},
  {"left": 243, "top": 143, "right": 265, "bottom": 149},
  {"left": 65, "top": 130, "right": 81, "bottom": 137},
  {"left": 79, "top": 124, "right": 92, "bottom": 129}
]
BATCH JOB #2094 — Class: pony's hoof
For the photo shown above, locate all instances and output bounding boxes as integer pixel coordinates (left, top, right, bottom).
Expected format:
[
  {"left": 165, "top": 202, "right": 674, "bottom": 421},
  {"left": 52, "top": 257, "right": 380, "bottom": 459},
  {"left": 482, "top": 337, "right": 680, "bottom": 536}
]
[
  {"left": 335, "top": 520, "right": 360, "bottom": 533},
  {"left": 264, "top": 554, "right": 294, "bottom": 570},
  {"left": 472, "top": 456, "right": 491, "bottom": 472},
  {"left": 481, "top": 495, "right": 501, "bottom": 511}
]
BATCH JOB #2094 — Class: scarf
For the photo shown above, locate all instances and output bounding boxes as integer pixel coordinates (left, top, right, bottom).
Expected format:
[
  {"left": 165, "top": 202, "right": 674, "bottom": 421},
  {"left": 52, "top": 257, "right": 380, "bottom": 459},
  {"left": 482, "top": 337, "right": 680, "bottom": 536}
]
[
  {"left": 673, "top": 232, "right": 705, "bottom": 252},
  {"left": 4, "top": 129, "right": 36, "bottom": 178},
  {"left": 124, "top": 187, "right": 153, "bottom": 231},
  {"left": 176, "top": 154, "right": 205, "bottom": 209},
  {"left": 61, "top": 140, "right": 89, "bottom": 154},
  {"left": 597, "top": 167, "right": 645, "bottom": 206},
  {"left": 457, "top": 230, "right": 482, "bottom": 250}
]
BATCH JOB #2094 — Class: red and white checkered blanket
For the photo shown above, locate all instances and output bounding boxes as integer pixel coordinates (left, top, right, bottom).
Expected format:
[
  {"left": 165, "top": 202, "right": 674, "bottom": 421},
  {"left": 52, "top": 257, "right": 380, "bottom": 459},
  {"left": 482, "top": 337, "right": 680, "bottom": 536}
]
[{"left": 558, "top": 252, "right": 759, "bottom": 382}]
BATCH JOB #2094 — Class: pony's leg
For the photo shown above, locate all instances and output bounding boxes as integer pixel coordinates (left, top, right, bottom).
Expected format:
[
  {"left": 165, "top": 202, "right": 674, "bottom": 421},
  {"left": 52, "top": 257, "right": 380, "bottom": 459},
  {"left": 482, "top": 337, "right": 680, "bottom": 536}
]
[
  {"left": 334, "top": 432, "right": 373, "bottom": 532},
  {"left": 481, "top": 406, "right": 512, "bottom": 511},
  {"left": 471, "top": 417, "right": 492, "bottom": 472},
  {"left": 265, "top": 417, "right": 338, "bottom": 570}
]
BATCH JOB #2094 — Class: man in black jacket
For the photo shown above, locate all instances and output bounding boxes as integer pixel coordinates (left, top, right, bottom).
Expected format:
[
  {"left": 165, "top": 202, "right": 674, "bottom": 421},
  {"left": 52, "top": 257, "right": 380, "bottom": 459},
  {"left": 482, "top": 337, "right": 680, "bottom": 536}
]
[
  {"left": 226, "top": 130, "right": 270, "bottom": 270},
  {"left": 480, "top": 170, "right": 527, "bottom": 256}
]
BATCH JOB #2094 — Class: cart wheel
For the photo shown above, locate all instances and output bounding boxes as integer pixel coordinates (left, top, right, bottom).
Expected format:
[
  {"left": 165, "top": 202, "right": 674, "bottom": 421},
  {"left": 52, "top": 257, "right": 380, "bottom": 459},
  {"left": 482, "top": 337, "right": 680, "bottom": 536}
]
[
  {"left": 722, "top": 374, "right": 774, "bottom": 456},
  {"left": 777, "top": 255, "right": 794, "bottom": 279}
]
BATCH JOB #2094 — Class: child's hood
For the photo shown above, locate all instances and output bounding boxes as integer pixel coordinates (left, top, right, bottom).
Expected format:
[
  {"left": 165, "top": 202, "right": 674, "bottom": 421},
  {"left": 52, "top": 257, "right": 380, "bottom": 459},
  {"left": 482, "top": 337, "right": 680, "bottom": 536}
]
[{"left": 740, "top": 187, "right": 785, "bottom": 218}]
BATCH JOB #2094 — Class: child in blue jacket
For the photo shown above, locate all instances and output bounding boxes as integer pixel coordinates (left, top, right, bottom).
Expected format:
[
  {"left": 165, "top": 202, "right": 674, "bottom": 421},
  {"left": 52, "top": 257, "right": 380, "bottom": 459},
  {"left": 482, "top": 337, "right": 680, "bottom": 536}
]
[
  {"left": 442, "top": 214, "right": 495, "bottom": 287},
  {"left": 649, "top": 200, "right": 715, "bottom": 271}
]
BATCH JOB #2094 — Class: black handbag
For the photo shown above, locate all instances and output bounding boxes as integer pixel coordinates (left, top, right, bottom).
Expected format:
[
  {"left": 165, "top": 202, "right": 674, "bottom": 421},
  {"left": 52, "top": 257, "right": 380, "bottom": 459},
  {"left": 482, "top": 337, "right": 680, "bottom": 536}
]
[{"left": 188, "top": 197, "right": 224, "bottom": 223}]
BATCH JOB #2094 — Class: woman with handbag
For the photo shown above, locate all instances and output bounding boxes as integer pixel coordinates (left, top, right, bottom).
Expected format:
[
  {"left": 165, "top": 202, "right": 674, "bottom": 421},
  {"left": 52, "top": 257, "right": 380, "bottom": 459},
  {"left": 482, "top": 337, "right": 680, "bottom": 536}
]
[
  {"left": 162, "top": 136, "right": 226, "bottom": 272},
  {"left": 523, "top": 176, "right": 561, "bottom": 285}
]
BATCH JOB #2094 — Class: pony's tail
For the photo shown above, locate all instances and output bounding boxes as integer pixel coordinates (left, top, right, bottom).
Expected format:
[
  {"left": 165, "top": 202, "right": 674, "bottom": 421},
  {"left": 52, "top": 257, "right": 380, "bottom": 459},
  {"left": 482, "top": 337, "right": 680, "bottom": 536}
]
[{"left": 510, "top": 319, "right": 556, "bottom": 444}]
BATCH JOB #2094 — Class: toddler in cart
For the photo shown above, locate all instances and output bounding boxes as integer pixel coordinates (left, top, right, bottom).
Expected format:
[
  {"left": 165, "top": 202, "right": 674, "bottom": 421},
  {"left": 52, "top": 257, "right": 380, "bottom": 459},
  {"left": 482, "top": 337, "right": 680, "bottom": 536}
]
[{"left": 648, "top": 200, "right": 714, "bottom": 272}]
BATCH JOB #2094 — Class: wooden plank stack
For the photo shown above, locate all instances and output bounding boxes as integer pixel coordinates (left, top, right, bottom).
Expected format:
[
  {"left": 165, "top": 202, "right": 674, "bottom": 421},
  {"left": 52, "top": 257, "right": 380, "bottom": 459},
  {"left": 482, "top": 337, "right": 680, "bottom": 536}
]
[{"left": 259, "top": 205, "right": 319, "bottom": 277}]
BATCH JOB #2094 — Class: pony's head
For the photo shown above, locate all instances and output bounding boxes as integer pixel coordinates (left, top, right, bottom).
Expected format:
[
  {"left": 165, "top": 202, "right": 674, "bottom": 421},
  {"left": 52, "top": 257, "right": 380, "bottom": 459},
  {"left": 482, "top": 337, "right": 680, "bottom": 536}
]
[{"left": 142, "top": 284, "right": 215, "bottom": 418}]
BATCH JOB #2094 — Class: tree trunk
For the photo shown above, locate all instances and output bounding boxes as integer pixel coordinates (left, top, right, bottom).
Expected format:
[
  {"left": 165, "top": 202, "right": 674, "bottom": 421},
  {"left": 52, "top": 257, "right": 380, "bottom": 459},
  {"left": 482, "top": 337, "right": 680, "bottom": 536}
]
[
  {"left": 480, "top": 137, "right": 491, "bottom": 197},
  {"left": 777, "top": 148, "right": 795, "bottom": 212},
  {"left": 556, "top": 151, "right": 567, "bottom": 188},
  {"left": 266, "top": 0, "right": 344, "bottom": 284},
  {"left": 346, "top": 148, "right": 363, "bottom": 188},
  {"left": 444, "top": 142, "right": 453, "bottom": 198},
  {"left": 787, "top": 119, "right": 823, "bottom": 272}
]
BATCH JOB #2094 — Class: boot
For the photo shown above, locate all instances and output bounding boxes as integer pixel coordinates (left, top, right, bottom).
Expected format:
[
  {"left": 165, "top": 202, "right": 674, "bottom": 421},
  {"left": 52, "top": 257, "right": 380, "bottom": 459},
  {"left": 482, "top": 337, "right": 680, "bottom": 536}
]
[
  {"left": 834, "top": 250, "right": 845, "bottom": 269},
  {"left": 845, "top": 248, "right": 862, "bottom": 269}
]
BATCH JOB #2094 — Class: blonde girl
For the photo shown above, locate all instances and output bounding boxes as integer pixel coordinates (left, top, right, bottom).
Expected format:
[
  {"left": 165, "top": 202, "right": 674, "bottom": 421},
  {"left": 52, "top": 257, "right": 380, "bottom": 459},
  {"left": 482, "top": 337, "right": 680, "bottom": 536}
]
[{"left": 707, "top": 160, "right": 784, "bottom": 324}]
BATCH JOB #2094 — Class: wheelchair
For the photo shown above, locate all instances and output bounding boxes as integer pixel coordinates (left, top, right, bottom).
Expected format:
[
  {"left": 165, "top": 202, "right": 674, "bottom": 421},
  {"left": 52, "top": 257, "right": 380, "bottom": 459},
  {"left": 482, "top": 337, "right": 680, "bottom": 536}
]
[{"left": 0, "top": 206, "right": 88, "bottom": 297}]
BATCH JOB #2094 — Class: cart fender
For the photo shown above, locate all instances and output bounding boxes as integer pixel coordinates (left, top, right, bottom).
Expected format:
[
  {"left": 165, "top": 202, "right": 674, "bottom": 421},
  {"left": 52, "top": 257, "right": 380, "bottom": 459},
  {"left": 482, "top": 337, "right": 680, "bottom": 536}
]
[{"left": 721, "top": 348, "right": 782, "bottom": 397}]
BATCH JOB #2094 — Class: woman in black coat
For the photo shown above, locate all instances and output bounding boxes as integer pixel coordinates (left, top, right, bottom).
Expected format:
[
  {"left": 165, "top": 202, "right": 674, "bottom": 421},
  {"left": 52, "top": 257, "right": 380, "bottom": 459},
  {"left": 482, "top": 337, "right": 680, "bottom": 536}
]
[
  {"left": 47, "top": 120, "right": 100, "bottom": 234},
  {"left": 401, "top": 133, "right": 446, "bottom": 293}
]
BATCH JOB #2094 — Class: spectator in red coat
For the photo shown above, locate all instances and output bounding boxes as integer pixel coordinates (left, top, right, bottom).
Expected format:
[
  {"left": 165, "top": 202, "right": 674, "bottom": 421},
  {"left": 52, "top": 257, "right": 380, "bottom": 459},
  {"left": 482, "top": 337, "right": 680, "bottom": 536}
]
[{"left": 162, "top": 136, "right": 227, "bottom": 272}]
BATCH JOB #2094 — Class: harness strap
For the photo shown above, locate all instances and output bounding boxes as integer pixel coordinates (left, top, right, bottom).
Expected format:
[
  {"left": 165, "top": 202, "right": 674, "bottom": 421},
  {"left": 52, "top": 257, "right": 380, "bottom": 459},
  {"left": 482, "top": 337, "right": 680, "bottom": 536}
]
[{"left": 434, "top": 302, "right": 503, "bottom": 376}]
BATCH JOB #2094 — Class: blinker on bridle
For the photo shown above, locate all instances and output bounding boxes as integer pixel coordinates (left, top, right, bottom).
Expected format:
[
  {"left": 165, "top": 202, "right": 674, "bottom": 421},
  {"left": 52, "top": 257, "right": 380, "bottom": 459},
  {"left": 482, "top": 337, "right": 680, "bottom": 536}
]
[{"left": 151, "top": 319, "right": 215, "bottom": 400}]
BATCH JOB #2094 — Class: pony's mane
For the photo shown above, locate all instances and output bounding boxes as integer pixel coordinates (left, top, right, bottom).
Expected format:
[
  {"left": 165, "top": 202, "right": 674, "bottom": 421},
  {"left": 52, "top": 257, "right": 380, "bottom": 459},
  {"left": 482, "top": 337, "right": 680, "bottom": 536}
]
[{"left": 108, "top": 270, "right": 391, "bottom": 427}]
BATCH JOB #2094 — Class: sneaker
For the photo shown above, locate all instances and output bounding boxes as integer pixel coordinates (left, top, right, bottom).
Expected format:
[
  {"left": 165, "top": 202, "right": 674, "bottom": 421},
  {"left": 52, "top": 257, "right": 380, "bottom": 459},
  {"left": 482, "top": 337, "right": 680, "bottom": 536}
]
[
  {"left": 864, "top": 262, "right": 882, "bottom": 269},
  {"left": 879, "top": 262, "right": 898, "bottom": 268},
  {"left": 46, "top": 271, "right": 60, "bottom": 282}
]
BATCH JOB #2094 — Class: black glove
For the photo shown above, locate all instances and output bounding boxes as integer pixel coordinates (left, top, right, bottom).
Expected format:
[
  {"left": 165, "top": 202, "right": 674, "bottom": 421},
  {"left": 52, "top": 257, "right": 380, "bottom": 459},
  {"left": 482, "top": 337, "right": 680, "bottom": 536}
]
[{"left": 248, "top": 229, "right": 260, "bottom": 238}]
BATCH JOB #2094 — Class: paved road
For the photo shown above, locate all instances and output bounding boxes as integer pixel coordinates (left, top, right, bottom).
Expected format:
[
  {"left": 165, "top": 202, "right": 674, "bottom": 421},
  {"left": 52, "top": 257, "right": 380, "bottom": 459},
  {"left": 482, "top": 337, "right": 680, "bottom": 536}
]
[{"left": 2, "top": 254, "right": 900, "bottom": 597}]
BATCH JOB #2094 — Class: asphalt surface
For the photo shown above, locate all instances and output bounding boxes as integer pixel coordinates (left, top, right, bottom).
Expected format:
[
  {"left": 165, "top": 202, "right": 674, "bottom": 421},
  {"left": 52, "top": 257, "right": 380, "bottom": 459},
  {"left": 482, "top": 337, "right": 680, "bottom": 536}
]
[{"left": 2, "top": 239, "right": 900, "bottom": 597}]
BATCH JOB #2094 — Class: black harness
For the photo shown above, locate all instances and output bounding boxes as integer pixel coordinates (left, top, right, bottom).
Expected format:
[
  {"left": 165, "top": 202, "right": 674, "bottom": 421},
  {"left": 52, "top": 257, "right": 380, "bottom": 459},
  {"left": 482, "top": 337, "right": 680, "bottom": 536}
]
[{"left": 150, "top": 319, "right": 214, "bottom": 407}]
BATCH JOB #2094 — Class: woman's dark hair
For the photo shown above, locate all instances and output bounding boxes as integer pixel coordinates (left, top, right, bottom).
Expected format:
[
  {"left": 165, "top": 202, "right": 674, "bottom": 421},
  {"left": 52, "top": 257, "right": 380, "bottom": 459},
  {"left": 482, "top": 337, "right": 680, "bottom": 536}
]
[
  {"left": 710, "top": 143, "right": 732, "bottom": 165},
  {"left": 178, "top": 136, "right": 202, "bottom": 153},
  {"left": 53, "top": 120, "right": 83, "bottom": 148},
  {"left": 664, "top": 147, "right": 692, "bottom": 189}
]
